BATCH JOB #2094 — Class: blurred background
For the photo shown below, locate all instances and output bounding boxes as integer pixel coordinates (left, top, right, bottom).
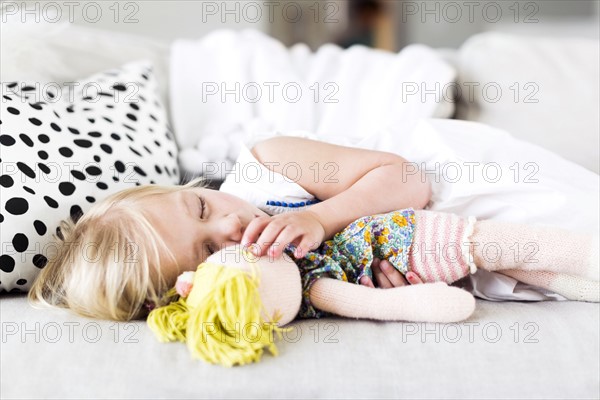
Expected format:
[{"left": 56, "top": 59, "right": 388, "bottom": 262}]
[
  {"left": 20, "top": 0, "right": 599, "bottom": 49},
  {"left": 2, "top": 0, "right": 599, "bottom": 175}
]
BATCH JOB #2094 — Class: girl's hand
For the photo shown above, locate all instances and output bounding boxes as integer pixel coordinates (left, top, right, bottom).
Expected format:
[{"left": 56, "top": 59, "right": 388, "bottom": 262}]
[
  {"left": 359, "top": 258, "right": 424, "bottom": 288},
  {"left": 241, "top": 210, "right": 326, "bottom": 259}
]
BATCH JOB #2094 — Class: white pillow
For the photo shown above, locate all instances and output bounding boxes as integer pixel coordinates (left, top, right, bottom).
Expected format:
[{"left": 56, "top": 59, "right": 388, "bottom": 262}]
[
  {"left": 170, "top": 29, "right": 457, "bottom": 177},
  {"left": 0, "top": 15, "right": 171, "bottom": 115},
  {"left": 455, "top": 32, "right": 599, "bottom": 174},
  {"left": 0, "top": 60, "right": 180, "bottom": 293}
]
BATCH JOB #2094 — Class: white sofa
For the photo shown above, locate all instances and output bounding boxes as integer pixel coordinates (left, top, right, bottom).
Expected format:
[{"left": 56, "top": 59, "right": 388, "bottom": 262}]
[{"left": 1, "top": 23, "right": 598, "bottom": 399}]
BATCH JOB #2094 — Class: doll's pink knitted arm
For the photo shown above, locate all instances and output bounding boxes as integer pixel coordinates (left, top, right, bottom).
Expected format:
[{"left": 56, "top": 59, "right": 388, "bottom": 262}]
[{"left": 309, "top": 278, "right": 476, "bottom": 323}]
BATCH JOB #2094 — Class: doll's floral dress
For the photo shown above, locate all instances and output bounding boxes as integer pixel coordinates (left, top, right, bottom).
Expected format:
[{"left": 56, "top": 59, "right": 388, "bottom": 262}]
[{"left": 283, "top": 208, "right": 417, "bottom": 318}]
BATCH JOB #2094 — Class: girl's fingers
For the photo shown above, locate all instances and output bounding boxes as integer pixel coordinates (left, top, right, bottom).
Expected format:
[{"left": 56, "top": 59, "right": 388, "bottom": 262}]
[
  {"left": 379, "top": 260, "right": 408, "bottom": 287},
  {"left": 268, "top": 226, "right": 300, "bottom": 258},
  {"left": 406, "top": 271, "right": 424, "bottom": 284},
  {"left": 294, "top": 236, "right": 321, "bottom": 259},
  {"left": 254, "top": 221, "right": 287, "bottom": 256},
  {"left": 241, "top": 216, "right": 271, "bottom": 247},
  {"left": 359, "top": 276, "right": 376, "bottom": 288},
  {"left": 243, "top": 217, "right": 282, "bottom": 256},
  {"left": 372, "top": 261, "right": 393, "bottom": 288}
]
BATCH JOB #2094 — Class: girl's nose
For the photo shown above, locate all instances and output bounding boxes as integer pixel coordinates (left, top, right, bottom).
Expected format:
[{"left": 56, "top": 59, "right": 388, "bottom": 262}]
[{"left": 216, "top": 213, "right": 243, "bottom": 248}]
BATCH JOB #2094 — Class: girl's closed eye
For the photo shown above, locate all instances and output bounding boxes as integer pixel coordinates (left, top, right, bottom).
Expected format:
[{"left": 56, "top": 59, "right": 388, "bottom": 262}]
[
  {"left": 199, "top": 196, "right": 207, "bottom": 219},
  {"left": 199, "top": 197, "right": 215, "bottom": 255}
]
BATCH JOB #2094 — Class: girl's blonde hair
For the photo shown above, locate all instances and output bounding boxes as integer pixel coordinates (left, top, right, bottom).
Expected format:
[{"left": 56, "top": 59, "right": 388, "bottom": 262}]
[{"left": 27, "top": 176, "right": 210, "bottom": 321}]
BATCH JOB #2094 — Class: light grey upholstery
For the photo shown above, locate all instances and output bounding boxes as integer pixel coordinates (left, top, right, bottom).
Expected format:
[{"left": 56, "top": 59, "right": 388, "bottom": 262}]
[{"left": 1, "top": 295, "right": 598, "bottom": 399}]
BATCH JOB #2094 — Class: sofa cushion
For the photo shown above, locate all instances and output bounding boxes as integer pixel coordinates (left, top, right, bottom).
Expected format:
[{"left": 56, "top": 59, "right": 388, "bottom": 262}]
[
  {"left": 0, "top": 60, "right": 179, "bottom": 293},
  {"left": 455, "top": 32, "right": 599, "bottom": 174},
  {"left": 0, "top": 15, "right": 171, "bottom": 113}
]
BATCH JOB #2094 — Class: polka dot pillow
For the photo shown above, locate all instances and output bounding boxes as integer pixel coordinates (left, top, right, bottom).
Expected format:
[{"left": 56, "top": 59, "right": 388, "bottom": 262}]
[{"left": 0, "top": 60, "right": 180, "bottom": 293}]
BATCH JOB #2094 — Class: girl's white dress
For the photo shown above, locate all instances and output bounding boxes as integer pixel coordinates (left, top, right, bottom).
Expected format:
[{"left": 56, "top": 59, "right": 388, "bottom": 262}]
[{"left": 219, "top": 128, "right": 567, "bottom": 302}]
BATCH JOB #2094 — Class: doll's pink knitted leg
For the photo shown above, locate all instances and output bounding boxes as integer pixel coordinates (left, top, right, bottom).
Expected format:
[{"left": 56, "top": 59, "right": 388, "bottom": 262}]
[
  {"left": 471, "top": 220, "right": 599, "bottom": 281},
  {"left": 408, "top": 210, "right": 477, "bottom": 284},
  {"left": 498, "top": 269, "right": 599, "bottom": 302},
  {"left": 408, "top": 210, "right": 599, "bottom": 285}
]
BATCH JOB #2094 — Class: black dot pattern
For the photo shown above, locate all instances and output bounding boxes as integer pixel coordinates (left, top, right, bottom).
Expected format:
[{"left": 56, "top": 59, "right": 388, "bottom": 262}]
[
  {"left": 33, "top": 220, "right": 47, "bottom": 235},
  {"left": 0, "top": 62, "right": 179, "bottom": 292}
]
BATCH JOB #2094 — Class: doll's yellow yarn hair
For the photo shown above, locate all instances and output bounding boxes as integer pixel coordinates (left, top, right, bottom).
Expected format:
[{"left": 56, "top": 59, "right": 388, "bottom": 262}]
[{"left": 147, "top": 254, "right": 288, "bottom": 367}]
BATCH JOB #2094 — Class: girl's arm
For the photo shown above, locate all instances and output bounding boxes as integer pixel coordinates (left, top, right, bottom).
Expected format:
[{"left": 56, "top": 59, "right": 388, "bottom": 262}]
[
  {"left": 251, "top": 136, "right": 431, "bottom": 240},
  {"left": 309, "top": 278, "right": 475, "bottom": 323}
]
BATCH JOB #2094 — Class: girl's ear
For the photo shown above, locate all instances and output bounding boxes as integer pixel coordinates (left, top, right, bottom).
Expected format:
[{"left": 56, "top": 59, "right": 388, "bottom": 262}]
[{"left": 209, "top": 245, "right": 302, "bottom": 326}]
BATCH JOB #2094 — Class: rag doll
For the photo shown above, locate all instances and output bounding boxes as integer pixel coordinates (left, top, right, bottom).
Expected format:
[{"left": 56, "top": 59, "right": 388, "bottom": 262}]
[{"left": 147, "top": 208, "right": 599, "bottom": 367}]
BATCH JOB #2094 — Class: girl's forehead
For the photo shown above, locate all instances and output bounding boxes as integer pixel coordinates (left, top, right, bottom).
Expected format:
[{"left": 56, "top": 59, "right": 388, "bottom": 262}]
[{"left": 139, "top": 191, "right": 190, "bottom": 222}]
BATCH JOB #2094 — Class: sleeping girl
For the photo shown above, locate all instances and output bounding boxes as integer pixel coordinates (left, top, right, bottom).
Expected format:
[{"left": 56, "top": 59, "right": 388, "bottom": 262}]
[{"left": 28, "top": 135, "right": 599, "bottom": 328}]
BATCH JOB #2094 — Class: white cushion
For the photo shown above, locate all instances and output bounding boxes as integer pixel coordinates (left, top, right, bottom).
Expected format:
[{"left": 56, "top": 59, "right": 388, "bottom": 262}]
[
  {"left": 0, "top": 16, "right": 171, "bottom": 113},
  {"left": 0, "top": 60, "right": 180, "bottom": 293},
  {"left": 455, "top": 32, "right": 599, "bottom": 174}
]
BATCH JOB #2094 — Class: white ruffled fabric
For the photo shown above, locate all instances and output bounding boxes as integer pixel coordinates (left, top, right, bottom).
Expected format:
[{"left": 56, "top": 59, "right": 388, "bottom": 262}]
[{"left": 170, "top": 29, "right": 456, "bottom": 176}]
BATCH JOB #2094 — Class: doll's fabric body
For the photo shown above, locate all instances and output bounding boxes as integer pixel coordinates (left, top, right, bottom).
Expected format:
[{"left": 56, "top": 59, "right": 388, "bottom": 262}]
[{"left": 283, "top": 209, "right": 417, "bottom": 318}]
